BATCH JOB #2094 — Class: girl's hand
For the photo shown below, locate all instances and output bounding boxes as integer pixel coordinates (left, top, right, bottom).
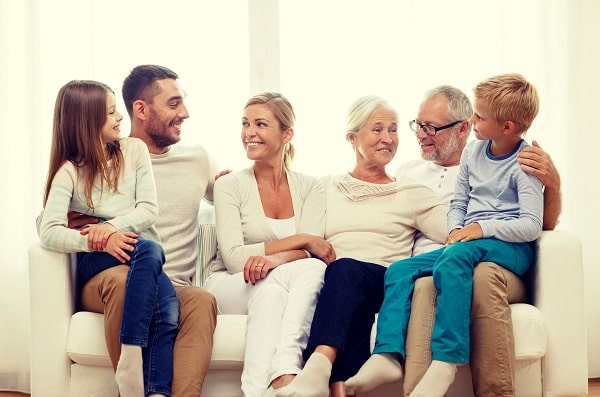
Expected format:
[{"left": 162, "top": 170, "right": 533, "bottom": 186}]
[
  {"left": 81, "top": 223, "right": 118, "bottom": 251},
  {"left": 244, "top": 255, "right": 279, "bottom": 285},
  {"left": 103, "top": 231, "right": 138, "bottom": 263}
]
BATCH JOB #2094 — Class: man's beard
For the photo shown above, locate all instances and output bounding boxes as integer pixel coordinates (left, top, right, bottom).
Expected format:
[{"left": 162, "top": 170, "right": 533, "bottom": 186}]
[
  {"left": 146, "top": 111, "right": 180, "bottom": 148},
  {"left": 425, "top": 132, "right": 460, "bottom": 163},
  {"left": 148, "top": 128, "right": 178, "bottom": 148}
]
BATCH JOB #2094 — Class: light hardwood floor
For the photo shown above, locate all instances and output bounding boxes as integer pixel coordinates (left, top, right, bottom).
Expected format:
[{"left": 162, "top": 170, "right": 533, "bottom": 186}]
[{"left": 1, "top": 379, "right": 600, "bottom": 396}]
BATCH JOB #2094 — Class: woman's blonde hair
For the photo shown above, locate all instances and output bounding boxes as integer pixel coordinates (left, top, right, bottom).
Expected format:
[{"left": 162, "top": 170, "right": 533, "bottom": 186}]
[
  {"left": 245, "top": 92, "right": 296, "bottom": 169},
  {"left": 44, "top": 80, "right": 124, "bottom": 210}
]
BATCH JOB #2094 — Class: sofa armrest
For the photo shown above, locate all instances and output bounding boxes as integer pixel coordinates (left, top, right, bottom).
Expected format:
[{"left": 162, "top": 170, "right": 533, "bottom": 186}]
[
  {"left": 28, "top": 242, "right": 76, "bottom": 397},
  {"left": 532, "top": 230, "right": 588, "bottom": 396}
]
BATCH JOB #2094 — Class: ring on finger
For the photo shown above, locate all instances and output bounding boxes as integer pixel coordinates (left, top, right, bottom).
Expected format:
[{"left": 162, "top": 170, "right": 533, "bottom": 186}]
[{"left": 256, "top": 264, "right": 263, "bottom": 268}]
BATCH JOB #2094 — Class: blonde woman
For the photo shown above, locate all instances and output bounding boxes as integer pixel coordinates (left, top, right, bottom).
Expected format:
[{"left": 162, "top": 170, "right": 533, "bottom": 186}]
[{"left": 204, "top": 92, "right": 334, "bottom": 397}]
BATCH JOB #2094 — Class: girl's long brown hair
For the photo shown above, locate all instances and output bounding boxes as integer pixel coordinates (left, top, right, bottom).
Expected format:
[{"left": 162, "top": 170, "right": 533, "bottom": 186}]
[{"left": 43, "top": 80, "right": 124, "bottom": 210}]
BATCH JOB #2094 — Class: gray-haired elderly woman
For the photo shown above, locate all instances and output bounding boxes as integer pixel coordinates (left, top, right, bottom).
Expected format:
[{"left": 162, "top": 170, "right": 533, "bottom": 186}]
[{"left": 272, "top": 96, "right": 448, "bottom": 397}]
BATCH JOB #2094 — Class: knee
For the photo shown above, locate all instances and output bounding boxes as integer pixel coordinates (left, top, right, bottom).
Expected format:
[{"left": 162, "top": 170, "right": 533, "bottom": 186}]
[
  {"left": 472, "top": 262, "right": 509, "bottom": 314},
  {"left": 413, "top": 277, "right": 436, "bottom": 303},
  {"left": 131, "top": 238, "right": 165, "bottom": 273},
  {"left": 325, "top": 258, "right": 348, "bottom": 275},
  {"left": 385, "top": 260, "right": 406, "bottom": 282},
  {"left": 100, "top": 265, "right": 129, "bottom": 299},
  {"left": 179, "top": 287, "right": 217, "bottom": 320},
  {"left": 305, "top": 257, "right": 327, "bottom": 272},
  {"left": 135, "top": 239, "right": 166, "bottom": 265},
  {"left": 473, "top": 263, "right": 507, "bottom": 296},
  {"left": 301, "top": 258, "right": 327, "bottom": 281},
  {"left": 324, "top": 258, "right": 361, "bottom": 286},
  {"left": 80, "top": 265, "right": 128, "bottom": 312}
]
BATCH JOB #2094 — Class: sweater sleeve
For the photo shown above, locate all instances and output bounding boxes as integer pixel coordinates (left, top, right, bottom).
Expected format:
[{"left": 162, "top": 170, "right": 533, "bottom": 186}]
[
  {"left": 412, "top": 185, "right": 449, "bottom": 244},
  {"left": 478, "top": 171, "right": 544, "bottom": 242},
  {"left": 447, "top": 154, "right": 470, "bottom": 231},
  {"left": 105, "top": 138, "right": 158, "bottom": 234},
  {"left": 39, "top": 165, "right": 91, "bottom": 252},
  {"left": 295, "top": 173, "right": 326, "bottom": 237},
  {"left": 214, "top": 172, "right": 265, "bottom": 274},
  {"left": 203, "top": 148, "right": 219, "bottom": 204}
]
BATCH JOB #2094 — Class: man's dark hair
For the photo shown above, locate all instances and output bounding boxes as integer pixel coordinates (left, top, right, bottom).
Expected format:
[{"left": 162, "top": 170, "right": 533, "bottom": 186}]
[{"left": 122, "top": 65, "right": 178, "bottom": 117}]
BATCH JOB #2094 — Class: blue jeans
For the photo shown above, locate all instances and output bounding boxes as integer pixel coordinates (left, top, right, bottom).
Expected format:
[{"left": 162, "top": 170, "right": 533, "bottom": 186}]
[
  {"left": 78, "top": 238, "right": 178, "bottom": 395},
  {"left": 374, "top": 238, "right": 534, "bottom": 364},
  {"left": 303, "top": 258, "right": 386, "bottom": 383}
]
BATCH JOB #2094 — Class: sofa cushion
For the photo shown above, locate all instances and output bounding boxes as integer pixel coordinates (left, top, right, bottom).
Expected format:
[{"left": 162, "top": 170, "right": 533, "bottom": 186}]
[
  {"left": 67, "top": 311, "right": 249, "bottom": 370},
  {"left": 65, "top": 303, "right": 545, "bottom": 373},
  {"left": 370, "top": 302, "right": 547, "bottom": 360},
  {"left": 209, "top": 314, "right": 246, "bottom": 370},
  {"left": 511, "top": 303, "right": 547, "bottom": 359},
  {"left": 67, "top": 311, "right": 111, "bottom": 367}
]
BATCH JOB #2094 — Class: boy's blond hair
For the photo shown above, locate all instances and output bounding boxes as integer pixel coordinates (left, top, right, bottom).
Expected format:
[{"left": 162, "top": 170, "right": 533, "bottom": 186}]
[{"left": 474, "top": 73, "right": 539, "bottom": 134}]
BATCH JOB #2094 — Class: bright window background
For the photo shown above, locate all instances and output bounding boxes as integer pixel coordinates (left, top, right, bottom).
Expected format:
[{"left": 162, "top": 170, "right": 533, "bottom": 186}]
[
  {"left": 34, "top": 0, "right": 252, "bottom": 181},
  {"left": 279, "top": 0, "right": 566, "bottom": 178}
]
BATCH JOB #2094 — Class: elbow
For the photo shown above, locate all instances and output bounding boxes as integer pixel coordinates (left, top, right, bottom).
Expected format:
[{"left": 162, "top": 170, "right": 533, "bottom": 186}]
[
  {"left": 221, "top": 252, "right": 245, "bottom": 274},
  {"left": 542, "top": 220, "right": 557, "bottom": 231},
  {"left": 39, "top": 233, "right": 52, "bottom": 250}
]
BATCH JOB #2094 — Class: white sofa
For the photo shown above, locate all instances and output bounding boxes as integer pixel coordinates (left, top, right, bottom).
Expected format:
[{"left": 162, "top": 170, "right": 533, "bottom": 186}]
[{"left": 29, "top": 223, "right": 588, "bottom": 397}]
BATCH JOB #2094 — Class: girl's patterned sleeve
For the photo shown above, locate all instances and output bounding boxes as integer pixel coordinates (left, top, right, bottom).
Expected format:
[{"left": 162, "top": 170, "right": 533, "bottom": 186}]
[{"left": 39, "top": 165, "right": 90, "bottom": 252}]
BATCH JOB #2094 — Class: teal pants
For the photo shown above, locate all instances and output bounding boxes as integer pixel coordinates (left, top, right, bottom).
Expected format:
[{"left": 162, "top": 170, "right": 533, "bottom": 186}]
[{"left": 374, "top": 238, "right": 535, "bottom": 364}]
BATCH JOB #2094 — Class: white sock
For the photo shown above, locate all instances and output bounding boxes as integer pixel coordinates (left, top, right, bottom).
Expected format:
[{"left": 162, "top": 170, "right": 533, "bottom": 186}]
[
  {"left": 274, "top": 352, "right": 332, "bottom": 397},
  {"left": 115, "top": 344, "right": 144, "bottom": 397},
  {"left": 344, "top": 353, "right": 403, "bottom": 394},
  {"left": 410, "top": 360, "right": 456, "bottom": 397}
]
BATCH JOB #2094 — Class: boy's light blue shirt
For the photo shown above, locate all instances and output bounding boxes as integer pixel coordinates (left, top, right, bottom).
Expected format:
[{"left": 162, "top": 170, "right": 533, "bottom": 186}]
[{"left": 448, "top": 139, "right": 544, "bottom": 243}]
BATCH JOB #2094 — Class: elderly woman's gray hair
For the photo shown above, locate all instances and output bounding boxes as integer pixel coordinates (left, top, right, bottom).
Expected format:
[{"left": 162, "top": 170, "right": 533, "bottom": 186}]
[{"left": 345, "top": 95, "right": 397, "bottom": 141}]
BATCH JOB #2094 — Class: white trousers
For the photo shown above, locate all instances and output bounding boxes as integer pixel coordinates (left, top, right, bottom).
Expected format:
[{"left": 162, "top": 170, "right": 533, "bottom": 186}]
[{"left": 204, "top": 258, "right": 326, "bottom": 397}]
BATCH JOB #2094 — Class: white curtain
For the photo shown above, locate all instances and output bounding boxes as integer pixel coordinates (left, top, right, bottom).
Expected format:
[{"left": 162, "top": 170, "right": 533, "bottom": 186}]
[
  {"left": 1, "top": 0, "right": 39, "bottom": 392},
  {"left": 1, "top": 0, "right": 598, "bottom": 392}
]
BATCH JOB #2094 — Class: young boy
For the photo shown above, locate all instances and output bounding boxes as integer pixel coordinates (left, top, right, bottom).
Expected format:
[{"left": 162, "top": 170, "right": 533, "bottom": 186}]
[{"left": 344, "top": 73, "right": 544, "bottom": 397}]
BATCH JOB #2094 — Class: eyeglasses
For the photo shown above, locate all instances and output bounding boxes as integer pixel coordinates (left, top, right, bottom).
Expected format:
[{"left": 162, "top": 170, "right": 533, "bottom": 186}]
[{"left": 408, "top": 119, "right": 463, "bottom": 136}]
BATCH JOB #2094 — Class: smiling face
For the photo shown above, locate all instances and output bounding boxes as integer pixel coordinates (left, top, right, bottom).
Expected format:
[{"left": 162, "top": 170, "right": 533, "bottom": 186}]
[
  {"left": 100, "top": 91, "right": 123, "bottom": 144},
  {"left": 348, "top": 106, "right": 398, "bottom": 170},
  {"left": 241, "top": 103, "right": 292, "bottom": 164},
  {"left": 415, "top": 94, "right": 464, "bottom": 166},
  {"left": 144, "top": 78, "right": 189, "bottom": 148}
]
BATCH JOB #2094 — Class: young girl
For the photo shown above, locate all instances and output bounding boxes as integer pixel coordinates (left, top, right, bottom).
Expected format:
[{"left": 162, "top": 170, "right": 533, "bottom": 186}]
[{"left": 39, "top": 80, "right": 177, "bottom": 397}]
